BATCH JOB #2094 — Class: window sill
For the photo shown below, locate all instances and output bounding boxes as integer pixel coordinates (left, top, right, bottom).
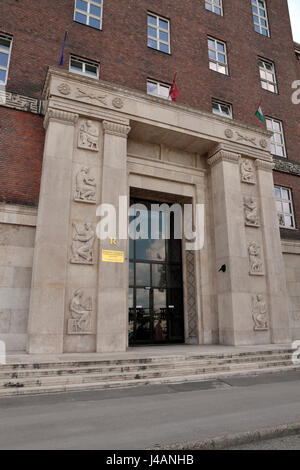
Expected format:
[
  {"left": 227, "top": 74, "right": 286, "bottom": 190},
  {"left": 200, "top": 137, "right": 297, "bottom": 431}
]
[{"left": 74, "top": 20, "right": 102, "bottom": 32}]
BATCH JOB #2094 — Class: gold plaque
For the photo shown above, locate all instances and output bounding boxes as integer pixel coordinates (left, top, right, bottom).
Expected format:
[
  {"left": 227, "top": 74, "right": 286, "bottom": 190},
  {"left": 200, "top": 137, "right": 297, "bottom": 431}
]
[{"left": 102, "top": 249, "right": 124, "bottom": 263}]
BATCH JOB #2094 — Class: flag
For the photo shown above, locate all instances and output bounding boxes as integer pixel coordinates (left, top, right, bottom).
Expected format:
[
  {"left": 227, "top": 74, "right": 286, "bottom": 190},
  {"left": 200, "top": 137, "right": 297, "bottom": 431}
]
[
  {"left": 169, "top": 73, "right": 180, "bottom": 102},
  {"left": 58, "top": 31, "right": 68, "bottom": 66},
  {"left": 255, "top": 99, "right": 265, "bottom": 123}
]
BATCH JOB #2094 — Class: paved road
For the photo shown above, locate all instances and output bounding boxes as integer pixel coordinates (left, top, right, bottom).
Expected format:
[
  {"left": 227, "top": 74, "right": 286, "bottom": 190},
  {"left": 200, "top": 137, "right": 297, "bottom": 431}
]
[{"left": 0, "top": 371, "right": 300, "bottom": 449}]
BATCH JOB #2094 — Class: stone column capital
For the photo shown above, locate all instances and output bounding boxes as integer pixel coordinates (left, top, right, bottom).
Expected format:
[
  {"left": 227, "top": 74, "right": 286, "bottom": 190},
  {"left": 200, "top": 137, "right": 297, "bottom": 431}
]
[
  {"left": 207, "top": 149, "right": 240, "bottom": 167},
  {"left": 255, "top": 159, "right": 275, "bottom": 172},
  {"left": 44, "top": 109, "right": 79, "bottom": 130},
  {"left": 102, "top": 120, "right": 131, "bottom": 138}
]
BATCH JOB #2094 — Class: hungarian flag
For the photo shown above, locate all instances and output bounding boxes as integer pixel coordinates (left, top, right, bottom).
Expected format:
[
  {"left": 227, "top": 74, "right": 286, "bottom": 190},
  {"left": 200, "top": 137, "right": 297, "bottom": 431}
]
[
  {"left": 169, "top": 73, "right": 180, "bottom": 102},
  {"left": 255, "top": 99, "right": 265, "bottom": 123},
  {"left": 58, "top": 31, "right": 68, "bottom": 66}
]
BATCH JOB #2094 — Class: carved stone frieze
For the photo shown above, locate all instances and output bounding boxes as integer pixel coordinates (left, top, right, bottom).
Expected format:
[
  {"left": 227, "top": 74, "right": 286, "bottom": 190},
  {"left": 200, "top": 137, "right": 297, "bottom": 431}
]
[
  {"left": 44, "top": 109, "right": 79, "bottom": 129},
  {"left": 207, "top": 150, "right": 240, "bottom": 167},
  {"left": 240, "top": 158, "right": 256, "bottom": 184},
  {"left": 0, "top": 90, "right": 40, "bottom": 114},
  {"left": 248, "top": 241, "right": 264, "bottom": 276},
  {"left": 244, "top": 197, "right": 260, "bottom": 227},
  {"left": 70, "top": 222, "right": 95, "bottom": 265},
  {"left": 68, "top": 289, "right": 92, "bottom": 335},
  {"left": 273, "top": 158, "right": 300, "bottom": 177},
  {"left": 112, "top": 97, "right": 124, "bottom": 109},
  {"left": 185, "top": 250, "right": 198, "bottom": 340},
  {"left": 78, "top": 120, "right": 99, "bottom": 151},
  {"left": 252, "top": 294, "right": 269, "bottom": 331},
  {"left": 74, "top": 167, "right": 97, "bottom": 203},
  {"left": 76, "top": 88, "right": 107, "bottom": 105}
]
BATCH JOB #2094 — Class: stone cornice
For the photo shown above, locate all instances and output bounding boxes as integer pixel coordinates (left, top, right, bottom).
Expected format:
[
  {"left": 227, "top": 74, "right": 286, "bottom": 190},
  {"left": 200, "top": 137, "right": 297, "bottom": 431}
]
[
  {"left": 44, "top": 109, "right": 79, "bottom": 129},
  {"left": 207, "top": 149, "right": 240, "bottom": 167},
  {"left": 0, "top": 203, "right": 37, "bottom": 226},
  {"left": 103, "top": 120, "right": 131, "bottom": 138},
  {"left": 255, "top": 159, "right": 275, "bottom": 172}
]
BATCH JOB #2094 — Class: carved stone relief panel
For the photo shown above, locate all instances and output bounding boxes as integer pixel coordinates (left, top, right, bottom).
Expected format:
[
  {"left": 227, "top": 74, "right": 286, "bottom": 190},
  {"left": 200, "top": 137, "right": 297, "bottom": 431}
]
[
  {"left": 185, "top": 250, "right": 198, "bottom": 341},
  {"left": 68, "top": 289, "right": 92, "bottom": 335},
  {"left": 252, "top": 294, "right": 269, "bottom": 331},
  {"left": 78, "top": 120, "right": 99, "bottom": 151},
  {"left": 74, "top": 167, "right": 97, "bottom": 204},
  {"left": 70, "top": 222, "right": 95, "bottom": 265},
  {"left": 240, "top": 158, "right": 256, "bottom": 184},
  {"left": 248, "top": 241, "right": 264, "bottom": 276},
  {"left": 244, "top": 197, "right": 260, "bottom": 227}
]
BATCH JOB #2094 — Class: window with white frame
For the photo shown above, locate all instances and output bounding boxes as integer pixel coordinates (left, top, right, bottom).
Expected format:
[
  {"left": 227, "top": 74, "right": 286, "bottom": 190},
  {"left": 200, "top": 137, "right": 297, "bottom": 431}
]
[
  {"left": 266, "top": 117, "right": 286, "bottom": 158},
  {"left": 147, "top": 13, "right": 170, "bottom": 54},
  {"left": 212, "top": 99, "right": 232, "bottom": 118},
  {"left": 0, "top": 34, "right": 12, "bottom": 86},
  {"left": 208, "top": 37, "right": 228, "bottom": 75},
  {"left": 74, "top": 0, "right": 103, "bottom": 30},
  {"left": 205, "top": 0, "right": 223, "bottom": 15},
  {"left": 147, "top": 80, "right": 171, "bottom": 99},
  {"left": 274, "top": 186, "right": 296, "bottom": 229},
  {"left": 69, "top": 56, "right": 99, "bottom": 78},
  {"left": 251, "top": 0, "right": 269, "bottom": 37},
  {"left": 259, "top": 58, "right": 277, "bottom": 93}
]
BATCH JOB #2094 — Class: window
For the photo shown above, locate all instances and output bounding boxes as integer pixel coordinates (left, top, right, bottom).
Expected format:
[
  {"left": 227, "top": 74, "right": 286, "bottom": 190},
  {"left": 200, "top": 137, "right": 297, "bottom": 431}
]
[
  {"left": 275, "top": 186, "right": 296, "bottom": 229},
  {"left": 74, "top": 0, "right": 103, "bottom": 30},
  {"left": 266, "top": 117, "right": 286, "bottom": 158},
  {"left": 147, "top": 80, "right": 171, "bottom": 99},
  {"left": 0, "top": 34, "right": 12, "bottom": 86},
  {"left": 69, "top": 56, "right": 99, "bottom": 78},
  {"left": 259, "top": 58, "right": 277, "bottom": 93},
  {"left": 251, "top": 0, "right": 269, "bottom": 37},
  {"left": 205, "top": 0, "right": 223, "bottom": 15},
  {"left": 147, "top": 13, "right": 170, "bottom": 54},
  {"left": 208, "top": 37, "right": 228, "bottom": 75},
  {"left": 212, "top": 99, "right": 232, "bottom": 118}
]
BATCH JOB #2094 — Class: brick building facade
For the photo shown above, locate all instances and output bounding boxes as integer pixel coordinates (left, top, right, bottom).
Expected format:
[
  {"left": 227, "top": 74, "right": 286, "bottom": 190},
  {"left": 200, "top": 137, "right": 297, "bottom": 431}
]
[{"left": 0, "top": 0, "right": 299, "bottom": 354}]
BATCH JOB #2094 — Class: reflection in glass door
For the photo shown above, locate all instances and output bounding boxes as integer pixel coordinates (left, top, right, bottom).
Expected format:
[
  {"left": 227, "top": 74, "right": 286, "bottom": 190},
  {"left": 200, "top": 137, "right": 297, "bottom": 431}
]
[{"left": 128, "top": 199, "right": 184, "bottom": 345}]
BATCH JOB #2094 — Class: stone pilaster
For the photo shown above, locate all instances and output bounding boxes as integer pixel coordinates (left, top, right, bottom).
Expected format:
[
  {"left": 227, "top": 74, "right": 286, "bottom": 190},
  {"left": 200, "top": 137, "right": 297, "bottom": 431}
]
[
  {"left": 27, "top": 109, "right": 78, "bottom": 354},
  {"left": 208, "top": 149, "right": 249, "bottom": 345},
  {"left": 255, "top": 158, "right": 291, "bottom": 343},
  {"left": 96, "top": 120, "right": 131, "bottom": 353}
]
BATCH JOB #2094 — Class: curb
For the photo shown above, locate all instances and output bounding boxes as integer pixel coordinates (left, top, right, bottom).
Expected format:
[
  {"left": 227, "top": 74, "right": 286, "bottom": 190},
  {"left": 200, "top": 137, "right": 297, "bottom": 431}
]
[{"left": 153, "top": 423, "right": 300, "bottom": 450}]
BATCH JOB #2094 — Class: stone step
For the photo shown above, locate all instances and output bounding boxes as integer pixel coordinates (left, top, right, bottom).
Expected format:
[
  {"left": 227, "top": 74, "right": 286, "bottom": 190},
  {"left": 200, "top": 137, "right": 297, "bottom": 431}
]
[
  {"left": 0, "top": 362, "right": 299, "bottom": 397},
  {"left": 0, "top": 358, "right": 294, "bottom": 390},
  {"left": 0, "top": 353, "right": 293, "bottom": 380},
  {"left": 2, "top": 348, "right": 293, "bottom": 371}
]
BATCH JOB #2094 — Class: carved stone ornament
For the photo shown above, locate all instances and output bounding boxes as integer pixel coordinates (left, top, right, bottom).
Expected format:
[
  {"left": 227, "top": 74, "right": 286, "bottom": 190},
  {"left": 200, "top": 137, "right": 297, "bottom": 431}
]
[
  {"left": 76, "top": 88, "right": 107, "bottom": 105},
  {"left": 70, "top": 222, "right": 95, "bottom": 265},
  {"left": 259, "top": 138, "right": 268, "bottom": 149},
  {"left": 78, "top": 120, "right": 99, "bottom": 151},
  {"left": 236, "top": 132, "right": 257, "bottom": 146},
  {"left": 68, "top": 289, "right": 92, "bottom": 335},
  {"left": 244, "top": 197, "right": 260, "bottom": 227},
  {"left": 240, "top": 158, "right": 256, "bottom": 184},
  {"left": 57, "top": 83, "right": 71, "bottom": 95},
  {"left": 112, "top": 97, "right": 124, "bottom": 109},
  {"left": 248, "top": 241, "right": 264, "bottom": 276},
  {"left": 252, "top": 294, "right": 269, "bottom": 331},
  {"left": 224, "top": 128, "right": 233, "bottom": 139},
  {"left": 74, "top": 167, "right": 96, "bottom": 204}
]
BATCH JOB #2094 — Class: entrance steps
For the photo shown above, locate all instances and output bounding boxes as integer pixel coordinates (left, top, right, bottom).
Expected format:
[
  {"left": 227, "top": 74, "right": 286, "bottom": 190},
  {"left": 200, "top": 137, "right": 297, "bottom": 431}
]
[{"left": 0, "top": 346, "right": 298, "bottom": 397}]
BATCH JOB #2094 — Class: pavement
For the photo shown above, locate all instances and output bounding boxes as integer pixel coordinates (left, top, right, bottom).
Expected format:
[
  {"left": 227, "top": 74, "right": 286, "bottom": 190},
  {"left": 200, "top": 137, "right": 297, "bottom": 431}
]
[{"left": 0, "top": 369, "right": 300, "bottom": 450}]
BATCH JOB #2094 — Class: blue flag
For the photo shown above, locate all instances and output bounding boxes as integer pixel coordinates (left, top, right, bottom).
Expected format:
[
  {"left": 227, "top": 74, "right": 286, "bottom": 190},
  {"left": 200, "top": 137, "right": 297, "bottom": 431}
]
[{"left": 58, "top": 31, "right": 68, "bottom": 66}]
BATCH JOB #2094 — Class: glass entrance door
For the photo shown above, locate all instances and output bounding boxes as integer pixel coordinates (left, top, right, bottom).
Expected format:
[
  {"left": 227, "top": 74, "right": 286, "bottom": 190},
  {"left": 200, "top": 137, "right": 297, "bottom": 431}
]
[{"left": 128, "top": 199, "right": 184, "bottom": 345}]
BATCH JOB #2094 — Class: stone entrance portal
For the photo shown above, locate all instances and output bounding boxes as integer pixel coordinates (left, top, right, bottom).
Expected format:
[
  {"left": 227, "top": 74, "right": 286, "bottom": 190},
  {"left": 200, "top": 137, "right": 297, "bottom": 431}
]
[{"left": 25, "top": 67, "right": 291, "bottom": 355}]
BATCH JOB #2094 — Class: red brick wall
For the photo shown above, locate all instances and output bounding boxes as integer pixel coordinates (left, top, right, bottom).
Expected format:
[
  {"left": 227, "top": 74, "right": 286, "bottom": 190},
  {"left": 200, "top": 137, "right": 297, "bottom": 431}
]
[
  {"left": 0, "top": 0, "right": 299, "bottom": 236},
  {"left": 0, "top": 108, "right": 44, "bottom": 205},
  {"left": 273, "top": 171, "right": 300, "bottom": 240}
]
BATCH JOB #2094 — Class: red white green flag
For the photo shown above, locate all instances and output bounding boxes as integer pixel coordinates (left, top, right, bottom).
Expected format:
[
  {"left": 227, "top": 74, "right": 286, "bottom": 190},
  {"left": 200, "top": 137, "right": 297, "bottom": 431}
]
[
  {"left": 255, "top": 99, "right": 265, "bottom": 123},
  {"left": 169, "top": 73, "right": 180, "bottom": 102}
]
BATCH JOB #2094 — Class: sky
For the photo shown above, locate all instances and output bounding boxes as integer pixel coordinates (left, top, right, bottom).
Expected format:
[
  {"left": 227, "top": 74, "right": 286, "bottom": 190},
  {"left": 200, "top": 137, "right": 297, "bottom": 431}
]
[{"left": 288, "top": 0, "right": 300, "bottom": 43}]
